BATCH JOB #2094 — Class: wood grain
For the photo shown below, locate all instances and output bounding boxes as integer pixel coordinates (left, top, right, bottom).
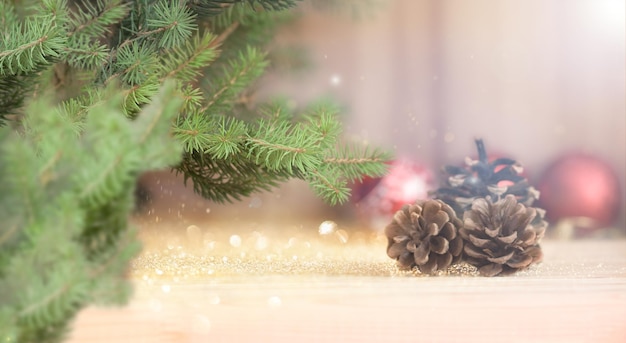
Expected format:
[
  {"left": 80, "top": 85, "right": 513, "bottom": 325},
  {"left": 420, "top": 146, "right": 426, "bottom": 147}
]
[{"left": 68, "top": 240, "right": 626, "bottom": 343}]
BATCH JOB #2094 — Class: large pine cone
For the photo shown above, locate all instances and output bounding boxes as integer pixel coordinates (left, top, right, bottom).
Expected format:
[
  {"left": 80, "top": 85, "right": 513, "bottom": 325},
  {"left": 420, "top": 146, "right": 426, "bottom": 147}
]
[
  {"left": 385, "top": 199, "right": 464, "bottom": 274},
  {"left": 460, "top": 194, "right": 547, "bottom": 276},
  {"left": 430, "top": 139, "right": 540, "bottom": 218}
]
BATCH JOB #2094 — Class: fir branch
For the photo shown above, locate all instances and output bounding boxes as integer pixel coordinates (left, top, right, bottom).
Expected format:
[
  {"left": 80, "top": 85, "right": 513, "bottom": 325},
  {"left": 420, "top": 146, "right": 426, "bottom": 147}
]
[
  {"left": 307, "top": 167, "right": 350, "bottom": 205},
  {"left": 174, "top": 113, "right": 213, "bottom": 152},
  {"left": 121, "top": 80, "right": 160, "bottom": 115},
  {"left": 177, "top": 150, "right": 290, "bottom": 202},
  {"left": 0, "top": 16, "right": 65, "bottom": 75},
  {"left": 324, "top": 144, "right": 390, "bottom": 181},
  {"left": 246, "top": 119, "right": 321, "bottom": 172},
  {"left": 189, "top": 0, "right": 300, "bottom": 18},
  {"left": 160, "top": 32, "right": 219, "bottom": 83},
  {"left": 115, "top": 42, "right": 159, "bottom": 85},
  {"left": 0, "top": 74, "right": 32, "bottom": 121},
  {"left": 202, "top": 117, "right": 247, "bottom": 159},
  {"left": 200, "top": 46, "right": 268, "bottom": 114},
  {"left": 146, "top": 0, "right": 197, "bottom": 49},
  {"left": 177, "top": 85, "right": 204, "bottom": 113},
  {"left": 67, "top": 0, "right": 129, "bottom": 39},
  {"left": 257, "top": 98, "right": 295, "bottom": 122},
  {"left": 63, "top": 42, "right": 108, "bottom": 69},
  {"left": 212, "top": 20, "right": 240, "bottom": 47},
  {"left": 303, "top": 104, "right": 342, "bottom": 149}
]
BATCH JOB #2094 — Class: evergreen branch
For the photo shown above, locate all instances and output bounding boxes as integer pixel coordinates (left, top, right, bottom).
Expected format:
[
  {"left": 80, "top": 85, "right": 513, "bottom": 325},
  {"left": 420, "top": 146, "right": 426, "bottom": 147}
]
[
  {"left": 212, "top": 20, "right": 240, "bottom": 47},
  {"left": 17, "top": 273, "right": 84, "bottom": 324},
  {"left": 67, "top": 0, "right": 129, "bottom": 39},
  {"left": 175, "top": 114, "right": 246, "bottom": 158},
  {"left": 200, "top": 46, "right": 268, "bottom": 113},
  {"left": 78, "top": 97, "right": 139, "bottom": 206},
  {"left": 257, "top": 98, "right": 294, "bottom": 122},
  {"left": 177, "top": 85, "right": 203, "bottom": 113},
  {"left": 246, "top": 119, "right": 321, "bottom": 172},
  {"left": 188, "top": 0, "right": 241, "bottom": 17},
  {"left": 204, "top": 2, "right": 261, "bottom": 31},
  {"left": 86, "top": 227, "right": 140, "bottom": 305},
  {"left": 115, "top": 43, "right": 158, "bottom": 85},
  {"left": 63, "top": 43, "right": 108, "bottom": 69},
  {"left": 160, "top": 32, "right": 219, "bottom": 83},
  {"left": 176, "top": 150, "right": 290, "bottom": 203},
  {"left": 308, "top": 168, "right": 350, "bottom": 205},
  {"left": 146, "top": 0, "right": 197, "bottom": 49},
  {"left": 132, "top": 79, "right": 184, "bottom": 168},
  {"left": 251, "top": 0, "right": 300, "bottom": 11},
  {"left": 0, "top": 16, "right": 65, "bottom": 75},
  {"left": 303, "top": 103, "right": 342, "bottom": 149},
  {"left": 324, "top": 144, "right": 390, "bottom": 181},
  {"left": 174, "top": 113, "right": 213, "bottom": 152},
  {"left": 0, "top": 2, "right": 19, "bottom": 31},
  {"left": 189, "top": 0, "right": 300, "bottom": 18},
  {"left": 121, "top": 80, "right": 160, "bottom": 115},
  {"left": 0, "top": 74, "right": 33, "bottom": 121}
]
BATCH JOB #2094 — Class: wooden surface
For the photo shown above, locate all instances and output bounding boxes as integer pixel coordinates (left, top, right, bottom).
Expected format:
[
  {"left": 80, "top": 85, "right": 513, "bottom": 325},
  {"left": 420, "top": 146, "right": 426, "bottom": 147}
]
[{"left": 68, "top": 239, "right": 626, "bottom": 343}]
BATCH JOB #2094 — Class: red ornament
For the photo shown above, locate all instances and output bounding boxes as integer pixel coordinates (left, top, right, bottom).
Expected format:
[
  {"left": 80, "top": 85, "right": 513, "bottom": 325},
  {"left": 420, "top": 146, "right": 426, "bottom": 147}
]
[
  {"left": 537, "top": 153, "right": 622, "bottom": 229},
  {"left": 351, "top": 158, "right": 435, "bottom": 225}
]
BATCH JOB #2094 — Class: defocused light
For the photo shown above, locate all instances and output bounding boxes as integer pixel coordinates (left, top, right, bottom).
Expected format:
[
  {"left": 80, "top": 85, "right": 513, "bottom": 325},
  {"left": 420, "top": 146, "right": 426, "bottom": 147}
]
[
  {"left": 583, "top": 0, "right": 625, "bottom": 34},
  {"left": 318, "top": 220, "right": 337, "bottom": 235}
]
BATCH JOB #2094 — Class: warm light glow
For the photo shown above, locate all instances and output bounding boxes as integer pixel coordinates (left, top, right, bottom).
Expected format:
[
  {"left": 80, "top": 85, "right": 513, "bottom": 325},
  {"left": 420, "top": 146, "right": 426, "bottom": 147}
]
[
  {"left": 582, "top": 0, "right": 625, "bottom": 34},
  {"left": 318, "top": 220, "right": 337, "bottom": 235}
]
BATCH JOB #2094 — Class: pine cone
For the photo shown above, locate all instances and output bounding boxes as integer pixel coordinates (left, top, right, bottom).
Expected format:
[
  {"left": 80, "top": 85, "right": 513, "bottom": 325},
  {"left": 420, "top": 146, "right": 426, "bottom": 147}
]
[
  {"left": 431, "top": 139, "right": 540, "bottom": 218},
  {"left": 385, "top": 199, "right": 464, "bottom": 274},
  {"left": 460, "top": 194, "right": 547, "bottom": 276}
]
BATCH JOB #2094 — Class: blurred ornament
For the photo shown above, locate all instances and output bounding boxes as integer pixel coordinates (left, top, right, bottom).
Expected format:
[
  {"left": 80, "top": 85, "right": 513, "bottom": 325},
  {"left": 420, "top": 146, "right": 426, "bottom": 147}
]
[
  {"left": 537, "top": 153, "right": 621, "bottom": 230},
  {"left": 351, "top": 158, "right": 434, "bottom": 225},
  {"left": 431, "top": 139, "right": 539, "bottom": 218}
]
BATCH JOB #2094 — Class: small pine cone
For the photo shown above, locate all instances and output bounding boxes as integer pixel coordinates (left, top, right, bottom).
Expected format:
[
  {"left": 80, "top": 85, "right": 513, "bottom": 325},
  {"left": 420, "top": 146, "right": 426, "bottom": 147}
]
[
  {"left": 460, "top": 194, "right": 547, "bottom": 276},
  {"left": 385, "top": 199, "right": 464, "bottom": 274}
]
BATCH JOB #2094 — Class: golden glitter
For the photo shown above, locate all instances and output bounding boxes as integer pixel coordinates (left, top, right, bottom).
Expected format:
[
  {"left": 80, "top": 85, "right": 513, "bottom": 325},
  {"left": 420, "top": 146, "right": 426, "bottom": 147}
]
[{"left": 131, "top": 221, "right": 482, "bottom": 281}]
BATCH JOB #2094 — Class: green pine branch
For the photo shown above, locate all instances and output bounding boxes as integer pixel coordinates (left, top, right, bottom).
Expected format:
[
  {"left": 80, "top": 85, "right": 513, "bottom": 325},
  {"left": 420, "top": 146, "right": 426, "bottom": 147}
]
[
  {"left": 1, "top": 2, "right": 391, "bottom": 341},
  {"left": 189, "top": 0, "right": 299, "bottom": 18},
  {"left": 0, "top": 81, "right": 183, "bottom": 342}
]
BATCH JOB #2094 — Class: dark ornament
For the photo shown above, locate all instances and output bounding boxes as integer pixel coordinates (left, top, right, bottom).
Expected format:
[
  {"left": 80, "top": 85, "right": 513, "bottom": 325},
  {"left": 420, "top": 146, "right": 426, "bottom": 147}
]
[
  {"left": 460, "top": 194, "right": 547, "bottom": 277},
  {"left": 385, "top": 199, "right": 464, "bottom": 274},
  {"left": 431, "top": 138, "right": 539, "bottom": 218}
]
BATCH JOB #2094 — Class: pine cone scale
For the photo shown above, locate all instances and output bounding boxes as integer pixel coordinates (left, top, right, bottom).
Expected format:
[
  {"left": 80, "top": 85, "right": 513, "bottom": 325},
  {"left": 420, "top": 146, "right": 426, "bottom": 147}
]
[
  {"left": 387, "top": 240, "right": 408, "bottom": 259},
  {"left": 486, "top": 250, "right": 515, "bottom": 264},
  {"left": 468, "top": 234, "right": 492, "bottom": 248},
  {"left": 430, "top": 236, "right": 449, "bottom": 254},
  {"left": 479, "top": 264, "right": 503, "bottom": 277},
  {"left": 506, "top": 254, "right": 533, "bottom": 268},
  {"left": 413, "top": 241, "right": 430, "bottom": 265},
  {"left": 464, "top": 244, "right": 489, "bottom": 259},
  {"left": 497, "top": 231, "right": 517, "bottom": 244},
  {"left": 439, "top": 222, "right": 456, "bottom": 240},
  {"left": 449, "top": 237, "right": 464, "bottom": 256}
]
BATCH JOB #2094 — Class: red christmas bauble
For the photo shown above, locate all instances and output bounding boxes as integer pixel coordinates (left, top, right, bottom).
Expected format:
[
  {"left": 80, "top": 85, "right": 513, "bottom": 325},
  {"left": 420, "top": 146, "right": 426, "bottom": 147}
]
[
  {"left": 537, "top": 153, "right": 622, "bottom": 228},
  {"left": 351, "top": 158, "right": 434, "bottom": 225}
]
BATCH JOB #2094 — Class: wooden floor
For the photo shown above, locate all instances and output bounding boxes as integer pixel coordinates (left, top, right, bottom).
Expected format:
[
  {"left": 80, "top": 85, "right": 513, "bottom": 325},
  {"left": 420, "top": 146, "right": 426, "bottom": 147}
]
[{"left": 68, "top": 234, "right": 626, "bottom": 343}]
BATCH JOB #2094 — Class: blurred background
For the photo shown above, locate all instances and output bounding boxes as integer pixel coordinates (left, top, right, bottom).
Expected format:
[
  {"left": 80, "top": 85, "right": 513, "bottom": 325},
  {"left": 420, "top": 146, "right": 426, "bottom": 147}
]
[{"left": 138, "top": 0, "right": 625, "bottom": 237}]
